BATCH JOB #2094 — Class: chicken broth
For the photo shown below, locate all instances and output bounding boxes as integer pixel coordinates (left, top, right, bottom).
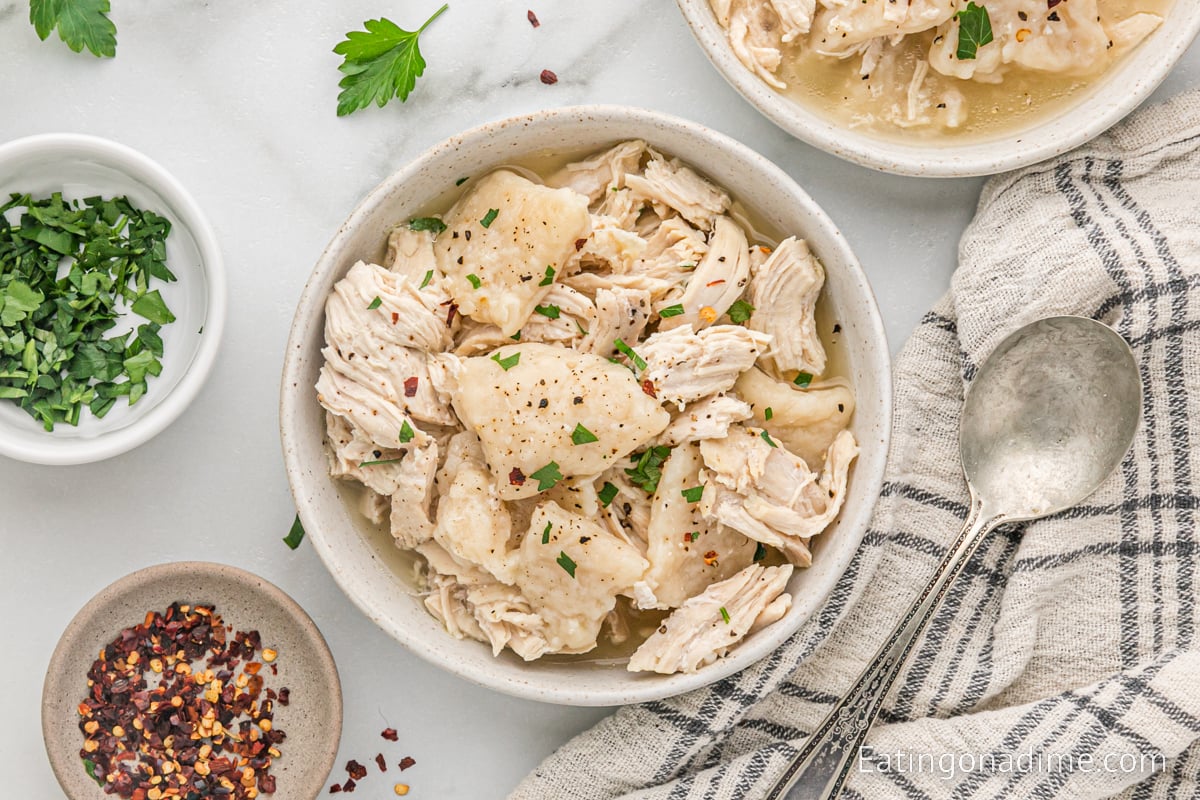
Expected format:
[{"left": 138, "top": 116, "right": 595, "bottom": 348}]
[
  {"left": 716, "top": 0, "right": 1171, "bottom": 140},
  {"left": 320, "top": 141, "right": 857, "bottom": 672}
]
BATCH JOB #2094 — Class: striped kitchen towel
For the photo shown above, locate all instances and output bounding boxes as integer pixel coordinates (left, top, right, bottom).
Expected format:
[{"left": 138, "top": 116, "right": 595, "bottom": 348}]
[{"left": 509, "top": 89, "right": 1200, "bottom": 800}]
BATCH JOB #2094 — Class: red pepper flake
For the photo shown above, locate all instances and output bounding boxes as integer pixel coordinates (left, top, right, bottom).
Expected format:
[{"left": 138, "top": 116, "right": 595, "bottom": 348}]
[
  {"left": 330, "top": 785, "right": 343, "bottom": 794},
  {"left": 399, "top": 756, "right": 416, "bottom": 771},
  {"left": 278, "top": 686, "right": 291, "bottom": 706},
  {"left": 347, "top": 760, "right": 368, "bottom": 781},
  {"left": 703, "top": 550, "right": 719, "bottom": 566},
  {"left": 540, "top": 69, "right": 558, "bottom": 85},
  {"left": 446, "top": 303, "right": 459, "bottom": 326},
  {"left": 376, "top": 753, "right": 388, "bottom": 772},
  {"left": 342, "top": 778, "right": 357, "bottom": 793},
  {"left": 381, "top": 728, "right": 399, "bottom": 742},
  {"left": 527, "top": 9, "right": 540, "bottom": 26},
  {"left": 403, "top": 377, "right": 419, "bottom": 397},
  {"left": 575, "top": 238, "right": 587, "bottom": 251},
  {"left": 705, "top": 279, "right": 726, "bottom": 287},
  {"left": 640, "top": 379, "right": 657, "bottom": 399},
  {"left": 509, "top": 467, "right": 526, "bottom": 486}
]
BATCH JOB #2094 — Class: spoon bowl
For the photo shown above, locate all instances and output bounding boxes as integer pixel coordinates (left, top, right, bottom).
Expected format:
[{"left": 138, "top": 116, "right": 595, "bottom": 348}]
[{"left": 961, "top": 316, "right": 1142, "bottom": 520}]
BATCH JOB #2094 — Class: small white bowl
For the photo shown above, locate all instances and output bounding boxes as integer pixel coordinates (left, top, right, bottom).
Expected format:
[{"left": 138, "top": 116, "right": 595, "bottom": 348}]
[
  {"left": 676, "top": 0, "right": 1200, "bottom": 177},
  {"left": 280, "top": 106, "right": 892, "bottom": 706},
  {"left": 0, "top": 134, "right": 225, "bottom": 464}
]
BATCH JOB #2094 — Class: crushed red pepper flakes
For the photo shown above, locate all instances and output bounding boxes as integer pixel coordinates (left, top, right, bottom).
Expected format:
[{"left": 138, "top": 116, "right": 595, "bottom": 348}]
[
  {"left": 376, "top": 753, "right": 388, "bottom": 771},
  {"left": 509, "top": 467, "right": 526, "bottom": 486},
  {"left": 347, "top": 759, "right": 369, "bottom": 781},
  {"left": 403, "top": 376, "right": 419, "bottom": 397},
  {"left": 540, "top": 69, "right": 558, "bottom": 85},
  {"left": 527, "top": 9, "right": 540, "bottom": 26},
  {"left": 77, "top": 602, "right": 288, "bottom": 800},
  {"left": 399, "top": 756, "right": 416, "bottom": 771},
  {"left": 641, "top": 379, "right": 657, "bottom": 399},
  {"left": 330, "top": 785, "right": 342, "bottom": 794},
  {"left": 574, "top": 238, "right": 587, "bottom": 251},
  {"left": 381, "top": 727, "right": 399, "bottom": 741}
]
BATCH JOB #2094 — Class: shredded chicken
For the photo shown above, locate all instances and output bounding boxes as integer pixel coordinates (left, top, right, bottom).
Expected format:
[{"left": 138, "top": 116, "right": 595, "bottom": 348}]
[
  {"left": 640, "top": 324, "right": 772, "bottom": 410},
  {"left": 747, "top": 236, "right": 826, "bottom": 377}
]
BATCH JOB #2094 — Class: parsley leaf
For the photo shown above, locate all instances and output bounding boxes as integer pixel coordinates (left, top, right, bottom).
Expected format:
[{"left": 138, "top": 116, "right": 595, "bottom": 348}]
[
  {"left": 359, "top": 458, "right": 403, "bottom": 467},
  {"left": 570, "top": 423, "right": 598, "bottom": 445},
  {"left": 613, "top": 338, "right": 647, "bottom": 372},
  {"left": 598, "top": 481, "right": 619, "bottom": 507},
  {"left": 719, "top": 606, "right": 731, "bottom": 624},
  {"left": 794, "top": 371, "right": 813, "bottom": 388},
  {"left": 765, "top": 407, "right": 774, "bottom": 421},
  {"left": 556, "top": 551, "right": 577, "bottom": 578},
  {"left": 538, "top": 266, "right": 556, "bottom": 286},
  {"left": 534, "top": 304, "right": 560, "bottom": 319},
  {"left": 367, "top": 296, "right": 383, "bottom": 310},
  {"left": 399, "top": 420, "right": 415, "bottom": 443},
  {"left": 283, "top": 515, "right": 306, "bottom": 550},
  {"left": 542, "top": 522, "right": 552, "bottom": 544},
  {"left": 30, "top": 0, "right": 117, "bottom": 58},
  {"left": 760, "top": 430, "right": 778, "bottom": 448},
  {"left": 681, "top": 485, "right": 703, "bottom": 503},
  {"left": 726, "top": 299, "right": 755, "bottom": 324},
  {"left": 466, "top": 273, "right": 481, "bottom": 289},
  {"left": 491, "top": 350, "right": 520, "bottom": 371},
  {"left": 480, "top": 208, "right": 499, "bottom": 228},
  {"left": 408, "top": 217, "right": 447, "bottom": 234},
  {"left": 530, "top": 461, "right": 563, "bottom": 491},
  {"left": 333, "top": 4, "right": 449, "bottom": 117},
  {"left": 625, "top": 445, "right": 672, "bottom": 493},
  {"left": 658, "top": 304, "right": 685, "bottom": 318},
  {"left": 955, "top": 2, "right": 993, "bottom": 60},
  {"left": 419, "top": 270, "right": 433, "bottom": 289},
  {"left": 754, "top": 542, "right": 767, "bottom": 562}
]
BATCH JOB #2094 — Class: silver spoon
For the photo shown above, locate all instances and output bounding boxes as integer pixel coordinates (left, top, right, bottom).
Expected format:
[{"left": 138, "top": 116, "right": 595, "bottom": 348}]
[{"left": 764, "top": 316, "right": 1142, "bottom": 800}]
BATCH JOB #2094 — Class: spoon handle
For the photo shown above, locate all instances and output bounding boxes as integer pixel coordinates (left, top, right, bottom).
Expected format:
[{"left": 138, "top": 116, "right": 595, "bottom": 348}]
[{"left": 763, "top": 495, "right": 1000, "bottom": 800}]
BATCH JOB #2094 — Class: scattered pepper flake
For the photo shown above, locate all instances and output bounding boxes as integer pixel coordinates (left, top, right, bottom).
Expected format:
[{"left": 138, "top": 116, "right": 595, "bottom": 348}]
[
  {"left": 376, "top": 753, "right": 388, "bottom": 772},
  {"left": 703, "top": 550, "right": 719, "bottom": 566},
  {"left": 403, "top": 376, "right": 419, "bottom": 397},
  {"left": 399, "top": 757, "right": 416, "bottom": 771},
  {"left": 527, "top": 9, "right": 540, "bottom": 27},
  {"left": 540, "top": 69, "right": 558, "bottom": 84},
  {"left": 640, "top": 379, "right": 657, "bottom": 398},
  {"left": 509, "top": 467, "right": 526, "bottom": 486},
  {"left": 381, "top": 728, "right": 400, "bottom": 742}
]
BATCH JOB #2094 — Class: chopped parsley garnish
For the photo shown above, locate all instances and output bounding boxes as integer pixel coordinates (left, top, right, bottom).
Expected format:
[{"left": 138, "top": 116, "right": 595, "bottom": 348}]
[
  {"left": 530, "top": 461, "right": 563, "bottom": 491},
  {"left": 764, "top": 407, "right": 774, "bottom": 421},
  {"left": 539, "top": 265, "right": 556, "bottom": 286},
  {"left": 556, "top": 551, "right": 577, "bottom": 578},
  {"left": 510, "top": 331, "right": 521, "bottom": 341},
  {"left": 359, "top": 458, "right": 403, "bottom": 467},
  {"left": 408, "top": 216, "right": 447, "bottom": 234},
  {"left": 466, "top": 273, "right": 481, "bottom": 289},
  {"left": 794, "top": 371, "right": 813, "bottom": 388},
  {"left": 659, "top": 304, "right": 685, "bottom": 318},
  {"left": 29, "top": 0, "right": 117, "bottom": 57},
  {"left": 689, "top": 531, "right": 701, "bottom": 542},
  {"left": 719, "top": 606, "right": 731, "bottom": 624},
  {"left": 283, "top": 515, "right": 306, "bottom": 550},
  {"left": 367, "top": 296, "right": 383, "bottom": 310},
  {"left": 955, "top": 2, "right": 993, "bottom": 60},
  {"left": 754, "top": 542, "right": 767, "bottom": 562},
  {"left": 570, "top": 423, "right": 598, "bottom": 445},
  {"left": 575, "top": 320, "right": 589, "bottom": 336},
  {"left": 681, "top": 485, "right": 704, "bottom": 503},
  {"left": 333, "top": 4, "right": 449, "bottom": 117},
  {"left": 598, "top": 481, "right": 619, "bottom": 507},
  {"left": 726, "top": 299, "right": 755, "bottom": 324},
  {"left": 491, "top": 351, "right": 520, "bottom": 371},
  {"left": 534, "top": 304, "right": 560, "bottom": 319},
  {"left": 419, "top": 269, "right": 434, "bottom": 288},
  {"left": 455, "top": 176, "right": 469, "bottom": 186},
  {"left": 480, "top": 208, "right": 499, "bottom": 228},
  {"left": 399, "top": 420, "right": 415, "bottom": 443},
  {"left": 760, "top": 430, "right": 778, "bottom": 448},
  {"left": 542, "top": 521, "right": 552, "bottom": 544},
  {"left": 613, "top": 338, "right": 647, "bottom": 372},
  {"left": 625, "top": 445, "right": 672, "bottom": 493}
]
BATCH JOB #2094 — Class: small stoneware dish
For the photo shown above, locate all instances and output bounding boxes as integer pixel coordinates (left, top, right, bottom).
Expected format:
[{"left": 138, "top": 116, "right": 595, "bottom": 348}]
[
  {"left": 280, "top": 105, "right": 892, "bottom": 706},
  {"left": 0, "top": 133, "right": 226, "bottom": 465},
  {"left": 675, "top": 0, "right": 1200, "bottom": 177},
  {"left": 42, "top": 561, "right": 341, "bottom": 800}
]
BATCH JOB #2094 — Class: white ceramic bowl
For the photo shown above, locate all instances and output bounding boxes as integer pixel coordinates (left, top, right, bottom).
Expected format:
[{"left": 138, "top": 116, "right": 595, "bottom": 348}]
[
  {"left": 676, "top": 0, "right": 1200, "bottom": 177},
  {"left": 0, "top": 134, "right": 225, "bottom": 464},
  {"left": 280, "top": 106, "right": 892, "bottom": 705}
]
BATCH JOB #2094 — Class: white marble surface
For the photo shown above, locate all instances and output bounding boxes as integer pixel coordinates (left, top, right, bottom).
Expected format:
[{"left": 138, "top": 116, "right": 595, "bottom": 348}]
[{"left": 0, "top": 1, "right": 1196, "bottom": 797}]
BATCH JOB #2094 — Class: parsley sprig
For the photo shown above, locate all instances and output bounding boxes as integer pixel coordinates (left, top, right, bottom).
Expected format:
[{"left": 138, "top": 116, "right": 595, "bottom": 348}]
[
  {"left": 29, "top": 0, "right": 117, "bottom": 58},
  {"left": 625, "top": 445, "right": 672, "bottom": 493},
  {"left": 333, "top": 4, "right": 449, "bottom": 117},
  {"left": 955, "top": 2, "right": 993, "bottom": 60}
]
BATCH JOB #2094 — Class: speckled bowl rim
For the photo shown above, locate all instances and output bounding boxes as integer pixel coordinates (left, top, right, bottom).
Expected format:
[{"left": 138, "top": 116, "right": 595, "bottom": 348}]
[
  {"left": 280, "top": 105, "right": 892, "bottom": 706},
  {"left": 41, "top": 561, "right": 342, "bottom": 800},
  {"left": 676, "top": 0, "right": 1200, "bottom": 177},
  {"left": 0, "top": 133, "right": 227, "bottom": 465}
]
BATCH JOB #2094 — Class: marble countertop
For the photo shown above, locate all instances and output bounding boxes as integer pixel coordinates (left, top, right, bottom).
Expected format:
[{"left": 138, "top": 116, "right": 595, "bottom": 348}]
[{"left": 2, "top": 1, "right": 1196, "bottom": 797}]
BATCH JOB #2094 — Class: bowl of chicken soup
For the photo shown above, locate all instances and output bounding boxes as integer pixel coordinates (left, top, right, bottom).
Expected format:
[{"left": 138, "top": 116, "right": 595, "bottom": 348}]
[
  {"left": 280, "top": 106, "right": 891, "bottom": 705},
  {"left": 677, "top": 0, "right": 1200, "bottom": 176}
]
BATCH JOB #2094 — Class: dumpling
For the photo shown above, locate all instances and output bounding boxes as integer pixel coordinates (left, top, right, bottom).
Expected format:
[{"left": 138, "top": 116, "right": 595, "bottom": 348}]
[{"left": 734, "top": 367, "right": 854, "bottom": 466}]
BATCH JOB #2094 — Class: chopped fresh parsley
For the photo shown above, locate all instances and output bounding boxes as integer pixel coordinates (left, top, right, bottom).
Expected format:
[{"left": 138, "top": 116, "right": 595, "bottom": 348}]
[
  {"left": 419, "top": 269, "right": 434, "bottom": 289},
  {"left": 491, "top": 351, "right": 520, "bottom": 371},
  {"left": 333, "top": 4, "right": 449, "bottom": 117},
  {"left": 659, "top": 304, "right": 685, "bottom": 318},
  {"left": 480, "top": 208, "right": 499, "bottom": 228},
  {"left": 681, "top": 485, "right": 704, "bottom": 503},
  {"left": 955, "top": 1, "right": 993, "bottom": 60},
  {"left": 575, "top": 320, "right": 589, "bottom": 336},
  {"left": 538, "top": 265, "right": 556, "bottom": 286},
  {"left": 367, "top": 296, "right": 383, "bottom": 310},
  {"left": 399, "top": 420, "right": 415, "bottom": 443},
  {"left": 283, "top": 515, "right": 306, "bottom": 550},
  {"left": 689, "top": 531, "right": 701, "bottom": 542},
  {"left": 754, "top": 542, "right": 767, "bottom": 562},
  {"left": 530, "top": 461, "right": 563, "bottom": 491},
  {"left": 570, "top": 423, "right": 598, "bottom": 445},
  {"left": 726, "top": 299, "right": 755, "bottom": 324},
  {"left": 764, "top": 407, "right": 774, "bottom": 421},
  {"left": 794, "top": 371, "right": 813, "bottom": 388},
  {"left": 556, "top": 551, "right": 577, "bottom": 578},
  {"left": 466, "top": 273, "right": 482, "bottom": 289},
  {"left": 359, "top": 458, "right": 403, "bottom": 467},
  {"left": 613, "top": 338, "right": 647, "bottom": 372},
  {"left": 719, "top": 606, "right": 731, "bottom": 624},
  {"left": 534, "top": 304, "right": 560, "bottom": 319},
  {"left": 455, "top": 176, "right": 469, "bottom": 186},
  {"left": 29, "top": 0, "right": 117, "bottom": 57},
  {"left": 510, "top": 331, "right": 521, "bottom": 341},
  {"left": 625, "top": 445, "right": 672, "bottom": 493},
  {"left": 542, "top": 521, "right": 552, "bottom": 544},
  {"left": 408, "top": 216, "right": 447, "bottom": 234},
  {"left": 760, "top": 430, "right": 778, "bottom": 448},
  {"left": 598, "top": 481, "right": 619, "bottom": 507}
]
